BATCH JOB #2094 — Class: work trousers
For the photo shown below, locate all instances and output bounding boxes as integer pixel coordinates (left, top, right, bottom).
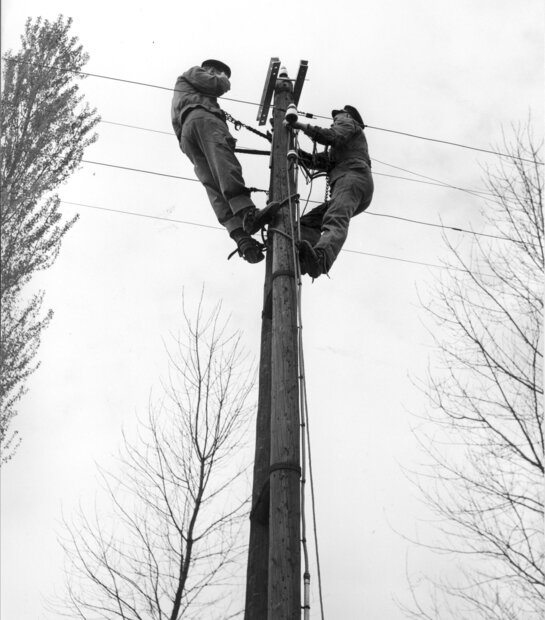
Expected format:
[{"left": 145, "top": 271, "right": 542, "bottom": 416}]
[
  {"left": 180, "top": 110, "right": 255, "bottom": 234},
  {"left": 300, "top": 167, "right": 374, "bottom": 271}
]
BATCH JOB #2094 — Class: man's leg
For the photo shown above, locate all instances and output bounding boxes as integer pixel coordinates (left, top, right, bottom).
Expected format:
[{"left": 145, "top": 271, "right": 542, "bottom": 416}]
[
  {"left": 181, "top": 123, "right": 244, "bottom": 234},
  {"left": 315, "top": 170, "right": 373, "bottom": 271},
  {"left": 189, "top": 115, "right": 256, "bottom": 217},
  {"left": 299, "top": 202, "right": 327, "bottom": 246},
  {"left": 181, "top": 123, "right": 262, "bottom": 263}
]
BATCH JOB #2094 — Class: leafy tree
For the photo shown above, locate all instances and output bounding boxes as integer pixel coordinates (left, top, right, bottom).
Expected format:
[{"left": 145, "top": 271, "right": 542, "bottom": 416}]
[
  {"left": 59, "top": 299, "right": 253, "bottom": 619},
  {"left": 403, "top": 125, "right": 544, "bottom": 619},
  {"left": 0, "top": 16, "right": 99, "bottom": 462}
]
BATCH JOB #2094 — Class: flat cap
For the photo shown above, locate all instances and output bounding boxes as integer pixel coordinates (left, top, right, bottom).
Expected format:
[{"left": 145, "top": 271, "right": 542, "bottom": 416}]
[
  {"left": 201, "top": 59, "right": 231, "bottom": 78},
  {"left": 331, "top": 105, "right": 365, "bottom": 127}
]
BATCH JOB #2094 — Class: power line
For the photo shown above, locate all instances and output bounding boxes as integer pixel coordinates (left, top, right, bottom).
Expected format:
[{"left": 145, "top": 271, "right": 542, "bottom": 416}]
[
  {"left": 101, "top": 119, "right": 172, "bottom": 136},
  {"left": 374, "top": 170, "right": 481, "bottom": 190},
  {"left": 370, "top": 170, "right": 509, "bottom": 210},
  {"left": 81, "top": 159, "right": 200, "bottom": 183},
  {"left": 60, "top": 199, "right": 464, "bottom": 272},
  {"left": 363, "top": 211, "right": 513, "bottom": 243},
  {"left": 79, "top": 158, "right": 514, "bottom": 243},
  {"left": 99, "top": 119, "right": 258, "bottom": 152},
  {"left": 61, "top": 200, "right": 224, "bottom": 231},
  {"left": 372, "top": 158, "right": 495, "bottom": 197},
  {"left": 363, "top": 124, "right": 543, "bottom": 165},
  {"left": 9, "top": 58, "right": 542, "bottom": 165},
  {"left": 100, "top": 116, "right": 521, "bottom": 220},
  {"left": 100, "top": 117, "right": 498, "bottom": 199}
]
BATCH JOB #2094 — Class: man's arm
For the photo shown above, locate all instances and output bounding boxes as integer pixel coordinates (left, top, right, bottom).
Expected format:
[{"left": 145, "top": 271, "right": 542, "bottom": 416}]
[
  {"left": 288, "top": 116, "right": 359, "bottom": 146},
  {"left": 182, "top": 66, "right": 231, "bottom": 97},
  {"left": 298, "top": 148, "right": 330, "bottom": 172},
  {"left": 302, "top": 116, "right": 359, "bottom": 146}
]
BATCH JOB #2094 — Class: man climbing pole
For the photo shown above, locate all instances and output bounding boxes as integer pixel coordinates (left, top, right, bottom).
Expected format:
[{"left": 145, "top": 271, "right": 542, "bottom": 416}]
[
  {"left": 171, "top": 59, "right": 279, "bottom": 263},
  {"left": 285, "top": 105, "right": 374, "bottom": 277}
]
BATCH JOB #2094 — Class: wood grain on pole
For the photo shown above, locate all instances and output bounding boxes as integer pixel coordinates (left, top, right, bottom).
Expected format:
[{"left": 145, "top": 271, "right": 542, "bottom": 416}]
[
  {"left": 268, "top": 75, "right": 301, "bottom": 620},
  {"left": 244, "top": 249, "right": 273, "bottom": 620}
]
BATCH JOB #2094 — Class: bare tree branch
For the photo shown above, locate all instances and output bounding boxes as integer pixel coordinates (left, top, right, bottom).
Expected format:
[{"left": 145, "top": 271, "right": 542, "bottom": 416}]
[
  {"left": 57, "top": 297, "right": 254, "bottom": 619},
  {"left": 403, "top": 124, "right": 544, "bottom": 619}
]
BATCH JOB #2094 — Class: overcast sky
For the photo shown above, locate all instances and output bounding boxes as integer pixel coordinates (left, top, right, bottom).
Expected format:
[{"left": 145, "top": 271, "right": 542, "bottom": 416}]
[{"left": 1, "top": 1, "right": 543, "bottom": 619}]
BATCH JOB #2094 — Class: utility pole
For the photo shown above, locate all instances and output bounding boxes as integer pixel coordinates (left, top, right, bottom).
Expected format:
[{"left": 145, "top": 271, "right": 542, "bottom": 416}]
[
  {"left": 268, "top": 66, "right": 301, "bottom": 619},
  {"left": 245, "top": 59, "right": 308, "bottom": 620}
]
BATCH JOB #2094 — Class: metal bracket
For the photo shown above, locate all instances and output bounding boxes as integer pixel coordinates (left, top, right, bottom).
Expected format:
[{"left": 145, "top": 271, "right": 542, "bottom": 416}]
[
  {"left": 257, "top": 57, "right": 280, "bottom": 126},
  {"left": 293, "top": 60, "right": 308, "bottom": 106}
]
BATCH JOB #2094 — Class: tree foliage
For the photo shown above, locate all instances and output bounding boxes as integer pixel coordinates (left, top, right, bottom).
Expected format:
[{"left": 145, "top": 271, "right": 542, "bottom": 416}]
[
  {"left": 0, "top": 16, "right": 99, "bottom": 462},
  {"left": 59, "top": 299, "right": 254, "bottom": 619},
  {"left": 404, "top": 125, "right": 544, "bottom": 619}
]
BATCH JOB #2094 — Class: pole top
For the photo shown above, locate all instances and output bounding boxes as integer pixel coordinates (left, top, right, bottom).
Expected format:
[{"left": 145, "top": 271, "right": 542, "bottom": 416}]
[
  {"left": 257, "top": 57, "right": 280, "bottom": 126},
  {"left": 257, "top": 58, "right": 309, "bottom": 126}
]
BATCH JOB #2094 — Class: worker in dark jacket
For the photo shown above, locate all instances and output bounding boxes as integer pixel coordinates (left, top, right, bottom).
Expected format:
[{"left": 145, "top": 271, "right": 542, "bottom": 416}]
[
  {"left": 285, "top": 105, "right": 374, "bottom": 277},
  {"left": 171, "top": 59, "right": 265, "bottom": 263}
]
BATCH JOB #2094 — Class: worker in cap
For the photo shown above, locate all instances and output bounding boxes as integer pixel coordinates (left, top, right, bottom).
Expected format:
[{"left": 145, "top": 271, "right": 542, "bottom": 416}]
[
  {"left": 285, "top": 105, "right": 374, "bottom": 277},
  {"left": 171, "top": 60, "right": 276, "bottom": 264}
]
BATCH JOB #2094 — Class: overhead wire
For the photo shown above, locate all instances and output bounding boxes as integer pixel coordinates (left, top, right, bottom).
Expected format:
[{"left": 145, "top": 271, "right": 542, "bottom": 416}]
[
  {"left": 94, "top": 117, "right": 537, "bottom": 244},
  {"left": 7, "top": 58, "right": 543, "bottom": 165},
  {"left": 99, "top": 117, "right": 501, "bottom": 200},
  {"left": 59, "top": 200, "right": 467, "bottom": 272},
  {"left": 372, "top": 158, "right": 495, "bottom": 197},
  {"left": 82, "top": 159, "right": 200, "bottom": 183},
  {"left": 96, "top": 117, "right": 529, "bottom": 238},
  {"left": 78, "top": 158, "right": 520, "bottom": 245}
]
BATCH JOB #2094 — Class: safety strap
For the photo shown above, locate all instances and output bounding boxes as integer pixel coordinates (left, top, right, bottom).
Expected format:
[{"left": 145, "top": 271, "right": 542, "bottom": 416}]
[{"left": 225, "top": 111, "right": 272, "bottom": 142}]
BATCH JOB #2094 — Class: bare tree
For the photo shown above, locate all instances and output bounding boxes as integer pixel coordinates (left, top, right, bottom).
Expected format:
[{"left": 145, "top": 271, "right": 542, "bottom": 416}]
[
  {"left": 59, "top": 299, "right": 254, "bottom": 619},
  {"left": 0, "top": 16, "right": 99, "bottom": 462},
  {"left": 403, "top": 125, "right": 544, "bottom": 619}
]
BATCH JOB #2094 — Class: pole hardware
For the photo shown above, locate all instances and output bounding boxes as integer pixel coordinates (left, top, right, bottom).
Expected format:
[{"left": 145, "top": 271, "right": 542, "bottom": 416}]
[
  {"left": 293, "top": 60, "right": 308, "bottom": 106},
  {"left": 285, "top": 103, "right": 298, "bottom": 124},
  {"left": 257, "top": 57, "right": 281, "bottom": 126}
]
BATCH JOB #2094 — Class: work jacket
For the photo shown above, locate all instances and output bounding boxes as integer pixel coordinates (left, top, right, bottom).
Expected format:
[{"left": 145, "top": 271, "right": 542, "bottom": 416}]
[
  {"left": 171, "top": 66, "right": 231, "bottom": 141},
  {"left": 302, "top": 115, "right": 371, "bottom": 184}
]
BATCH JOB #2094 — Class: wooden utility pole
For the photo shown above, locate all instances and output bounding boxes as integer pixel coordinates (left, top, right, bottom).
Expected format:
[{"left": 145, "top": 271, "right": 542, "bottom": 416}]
[
  {"left": 244, "top": 249, "right": 272, "bottom": 619},
  {"left": 268, "top": 67, "right": 301, "bottom": 619},
  {"left": 245, "top": 60, "right": 307, "bottom": 620}
]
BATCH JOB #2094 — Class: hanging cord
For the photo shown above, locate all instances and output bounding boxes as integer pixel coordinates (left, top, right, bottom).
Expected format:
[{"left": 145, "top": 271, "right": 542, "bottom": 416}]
[
  {"left": 224, "top": 111, "right": 272, "bottom": 142},
  {"left": 282, "top": 137, "right": 326, "bottom": 620}
]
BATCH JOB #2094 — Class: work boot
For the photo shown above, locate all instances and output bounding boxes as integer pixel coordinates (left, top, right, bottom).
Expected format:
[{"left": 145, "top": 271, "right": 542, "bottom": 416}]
[
  {"left": 242, "top": 194, "right": 299, "bottom": 235},
  {"left": 298, "top": 240, "right": 327, "bottom": 278},
  {"left": 230, "top": 228, "right": 265, "bottom": 264}
]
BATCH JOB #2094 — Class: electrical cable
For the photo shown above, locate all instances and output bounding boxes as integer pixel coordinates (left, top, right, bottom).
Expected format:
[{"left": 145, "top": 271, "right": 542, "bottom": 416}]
[
  {"left": 286, "top": 164, "right": 313, "bottom": 620},
  {"left": 96, "top": 115, "right": 534, "bottom": 239},
  {"left": 296, "top": 108, "right": 542, "bottom": 164},
  {"left": 60, "top": 200, "right": 467, "bottom": 273},
  {"left": 81, "top": 159, "right": 200, "bottom": 183},
  {"left": 372, "top": 158, "right": 495, "bottom": 197},
  {"left": 95, "top": 115, "right": 539, "bottom": 240},
  {"left": 60, "top": 200, "right": 224, "bottom": 231},
  {"left": 98, "top": 116, "right": 505, "bottom": 201},
  {"left": 78, "top": 158, "right": 518, "bottom": 245},
  {"left": 287, "top": 135, "right": 326, "bottom": 620},
  {"left": 7, "top": 57, "right": 542, "bottom": 165},
  {"left": 363, "top": 211, "right": 513, "bottom": 243}
]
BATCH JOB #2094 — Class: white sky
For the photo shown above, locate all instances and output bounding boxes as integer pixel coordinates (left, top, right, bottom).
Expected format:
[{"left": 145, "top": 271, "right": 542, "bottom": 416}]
[{"left": 1, "top": 1, "right": 543, "bottom": 618}]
